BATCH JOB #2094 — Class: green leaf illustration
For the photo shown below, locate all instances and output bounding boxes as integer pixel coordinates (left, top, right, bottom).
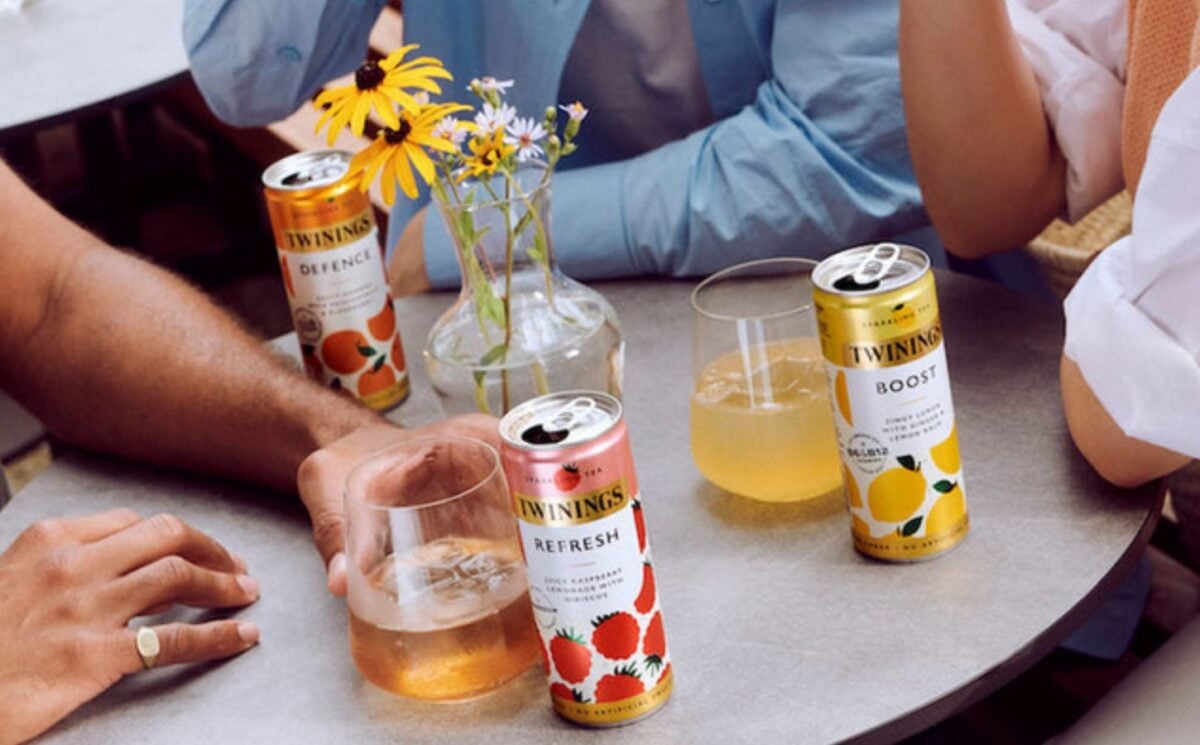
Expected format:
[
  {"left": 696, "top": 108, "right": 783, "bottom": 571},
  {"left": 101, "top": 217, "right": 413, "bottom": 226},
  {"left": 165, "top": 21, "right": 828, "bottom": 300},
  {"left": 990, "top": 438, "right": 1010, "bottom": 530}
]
[
  {"left": 356, "top": 344, "right": 376, "bottom": 357},
  {"left": 372, "top": 355, "right": 386, "bottom": 372},
  {"left": 901, "top": 516, "right": 923, "bottom": 537},
  {"left": 897, "top": 455, "right": 918, "bottom": 471},
  {"left": 933, "top": 480, "right": 956, "bottom": 494}
]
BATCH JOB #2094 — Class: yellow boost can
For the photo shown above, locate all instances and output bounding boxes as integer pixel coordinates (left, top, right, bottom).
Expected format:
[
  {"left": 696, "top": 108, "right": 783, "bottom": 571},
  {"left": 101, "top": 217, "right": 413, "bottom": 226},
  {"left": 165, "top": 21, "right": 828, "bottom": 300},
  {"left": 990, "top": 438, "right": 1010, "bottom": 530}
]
[
  {"left": 812, "top": 243, "right": 968, "bottom": 561},
  {"left": 263, "top": 150, "right": 409, "bottom": 411}
]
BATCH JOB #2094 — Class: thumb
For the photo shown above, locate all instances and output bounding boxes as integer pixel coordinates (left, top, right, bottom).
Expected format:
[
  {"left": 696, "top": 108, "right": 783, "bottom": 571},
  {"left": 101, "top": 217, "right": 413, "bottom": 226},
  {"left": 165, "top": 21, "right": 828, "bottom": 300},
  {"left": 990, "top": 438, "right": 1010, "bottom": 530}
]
[{"left": 297, "top": 452, "right": 348, "bottom": 596}]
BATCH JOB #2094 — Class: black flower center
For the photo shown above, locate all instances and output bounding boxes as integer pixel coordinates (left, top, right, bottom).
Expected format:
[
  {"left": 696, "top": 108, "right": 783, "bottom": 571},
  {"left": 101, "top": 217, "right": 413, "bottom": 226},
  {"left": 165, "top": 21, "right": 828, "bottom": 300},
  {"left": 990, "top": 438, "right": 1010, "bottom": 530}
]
[
  {"left": 384, "top": 120, "right": 413, "bottom": 145},
  {"left": 355, "top": 61, "right": 385, "bottom": 90}
]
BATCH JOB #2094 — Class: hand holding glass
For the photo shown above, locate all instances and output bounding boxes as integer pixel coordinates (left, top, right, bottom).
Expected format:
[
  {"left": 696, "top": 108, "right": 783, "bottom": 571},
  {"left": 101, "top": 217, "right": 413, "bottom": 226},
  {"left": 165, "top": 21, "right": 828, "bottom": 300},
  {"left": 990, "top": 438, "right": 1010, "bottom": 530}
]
[{"left": 344, "top": 437, "right": 540, "bottom": 700}]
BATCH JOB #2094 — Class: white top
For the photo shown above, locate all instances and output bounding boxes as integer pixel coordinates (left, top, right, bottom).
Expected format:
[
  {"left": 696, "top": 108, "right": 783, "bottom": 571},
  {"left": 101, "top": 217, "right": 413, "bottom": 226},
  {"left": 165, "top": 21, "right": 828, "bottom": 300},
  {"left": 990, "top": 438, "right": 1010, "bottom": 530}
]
[{"left": 1009, "top": 0, "right": 1200, "bottom": 458}]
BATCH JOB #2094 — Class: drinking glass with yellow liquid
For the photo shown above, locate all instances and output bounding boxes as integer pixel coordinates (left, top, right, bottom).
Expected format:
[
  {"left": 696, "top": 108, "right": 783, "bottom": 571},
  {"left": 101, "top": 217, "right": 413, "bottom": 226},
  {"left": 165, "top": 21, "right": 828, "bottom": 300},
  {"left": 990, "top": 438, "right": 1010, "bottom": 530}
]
[
  {"left": 690, "top": 258, "right": 842, "bottom": 502},
  {"left": 344, "top": 437, "right": 540, "bottom": 701}
]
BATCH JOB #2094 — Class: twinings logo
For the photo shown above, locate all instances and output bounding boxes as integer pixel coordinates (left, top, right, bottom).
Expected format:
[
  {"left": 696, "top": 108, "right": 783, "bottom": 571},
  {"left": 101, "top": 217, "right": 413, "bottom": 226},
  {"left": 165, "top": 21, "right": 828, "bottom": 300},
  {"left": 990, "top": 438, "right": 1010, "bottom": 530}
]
[
  {"left": 515, "top": 477, "right": 628, "bottom": 527},
  {"left": 842, "top": 320, "right": 942, "bottom": 370},
  {"left": 282, "top": 213, "right": 373, "bottom": 252}
]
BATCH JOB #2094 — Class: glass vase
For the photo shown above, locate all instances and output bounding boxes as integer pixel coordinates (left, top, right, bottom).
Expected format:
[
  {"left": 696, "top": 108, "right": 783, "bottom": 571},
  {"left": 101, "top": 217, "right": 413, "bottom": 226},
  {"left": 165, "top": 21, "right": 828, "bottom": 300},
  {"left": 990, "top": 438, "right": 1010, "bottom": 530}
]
[{"left": 423, "top": 167, "right": 624, "bottom": 416}]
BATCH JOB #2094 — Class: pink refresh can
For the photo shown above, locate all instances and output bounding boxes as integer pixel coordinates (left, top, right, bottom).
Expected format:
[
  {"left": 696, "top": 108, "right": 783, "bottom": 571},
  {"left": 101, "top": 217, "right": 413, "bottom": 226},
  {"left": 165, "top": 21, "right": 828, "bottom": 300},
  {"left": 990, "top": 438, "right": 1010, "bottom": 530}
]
[{"left": 499, "top": 392, "right": 673, "bottom": 727}]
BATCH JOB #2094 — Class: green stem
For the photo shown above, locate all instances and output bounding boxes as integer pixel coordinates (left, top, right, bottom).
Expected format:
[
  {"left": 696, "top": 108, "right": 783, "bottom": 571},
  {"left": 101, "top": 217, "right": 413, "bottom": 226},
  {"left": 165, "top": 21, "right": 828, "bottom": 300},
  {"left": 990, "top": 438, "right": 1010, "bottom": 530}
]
[
  {"left": 502, "top": 170, "right": 556, "bottom": 308},
  {"left": 500, "top": 175, "right": 514, "bottom": 414}
]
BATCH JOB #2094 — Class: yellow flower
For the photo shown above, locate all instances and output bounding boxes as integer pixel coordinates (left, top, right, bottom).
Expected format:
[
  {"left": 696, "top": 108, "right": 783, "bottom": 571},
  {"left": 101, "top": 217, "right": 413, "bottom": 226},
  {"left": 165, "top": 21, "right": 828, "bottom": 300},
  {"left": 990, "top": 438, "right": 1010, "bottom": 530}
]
[
  {"left": 346, "top": 102, "right": 470, "bottom": 205},
  {"left": 314, "top": 45, "right": 453, "bottom": 145},
  {"left": 459, "top": 129, "right": 515, "bottom": 182}
]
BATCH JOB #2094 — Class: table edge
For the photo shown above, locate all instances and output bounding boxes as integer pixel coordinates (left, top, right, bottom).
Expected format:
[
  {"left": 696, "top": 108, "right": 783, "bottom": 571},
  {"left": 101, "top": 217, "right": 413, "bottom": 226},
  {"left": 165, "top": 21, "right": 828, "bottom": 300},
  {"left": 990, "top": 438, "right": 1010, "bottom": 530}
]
[{"left": 0, "top": 71, "right": 192, "bottom": 143}]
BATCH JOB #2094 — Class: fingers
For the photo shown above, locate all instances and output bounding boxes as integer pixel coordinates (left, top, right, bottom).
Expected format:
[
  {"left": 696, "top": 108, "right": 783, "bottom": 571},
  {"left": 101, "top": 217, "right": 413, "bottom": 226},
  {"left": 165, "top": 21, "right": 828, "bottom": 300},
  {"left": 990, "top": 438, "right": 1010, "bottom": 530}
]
[
  {"left": 65, "top": 509, "right": 145, "bottom": 543},
  {"left": 298, "top": 449, "right": 351, "bottom": 590},
  {"left": 443, "top": 414, "right": 501, "bottom": 449},
  {"left": 104, "top": 556, "right": 259, "bottom": 617},
  {"left": 8, "top": 509, "right": 142, "bottom": 557},
  {"left": 326, "top": 552, "right": 347, "bottom": 597},
  {"left": 114, "top": 620, "right": 259, "bottom": 676},
  {"left": 84, "top": 513, "right": 241, "bottom": 577}
]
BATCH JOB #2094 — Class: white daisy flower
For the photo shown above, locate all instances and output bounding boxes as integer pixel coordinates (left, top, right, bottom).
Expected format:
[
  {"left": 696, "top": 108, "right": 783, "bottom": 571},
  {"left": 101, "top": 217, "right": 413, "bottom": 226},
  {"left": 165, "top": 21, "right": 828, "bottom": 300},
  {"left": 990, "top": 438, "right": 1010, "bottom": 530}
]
[
  {"left": 478, "top": 76, "right": 515, "bottom": 94},
  {"left": 412, "top": 91, "right": 431, "bottom": 106},
  {"left": 432, "top": 116, "right": 467, "bottom": 146},
  {"left": 559, "top": 101, "right": 589, "bottom": 122},
  {"left": 474, "top": 102, "right": 517, "bottom": 135},
  {"left": 504, "top": 117, "right": 547, "bottom": 162}
]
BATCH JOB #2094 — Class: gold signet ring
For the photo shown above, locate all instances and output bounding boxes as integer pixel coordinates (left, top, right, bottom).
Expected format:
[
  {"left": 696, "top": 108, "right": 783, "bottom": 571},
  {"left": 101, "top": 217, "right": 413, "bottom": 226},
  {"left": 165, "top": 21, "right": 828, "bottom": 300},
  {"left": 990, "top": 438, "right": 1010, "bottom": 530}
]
[{"left": 136, "top": 626, "right": 161, "bottom": 670}]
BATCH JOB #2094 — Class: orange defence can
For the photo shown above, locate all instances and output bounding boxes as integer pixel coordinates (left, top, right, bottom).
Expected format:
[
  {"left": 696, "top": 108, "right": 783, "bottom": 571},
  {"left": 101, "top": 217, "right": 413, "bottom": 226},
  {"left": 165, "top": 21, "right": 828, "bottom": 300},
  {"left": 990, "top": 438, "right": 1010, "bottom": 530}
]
[
  {"left": 263, "top": 150, "right": 408, "bottom": 411},
  {"left": 499, "top": 392, "right": 673, "bottom": 727}
]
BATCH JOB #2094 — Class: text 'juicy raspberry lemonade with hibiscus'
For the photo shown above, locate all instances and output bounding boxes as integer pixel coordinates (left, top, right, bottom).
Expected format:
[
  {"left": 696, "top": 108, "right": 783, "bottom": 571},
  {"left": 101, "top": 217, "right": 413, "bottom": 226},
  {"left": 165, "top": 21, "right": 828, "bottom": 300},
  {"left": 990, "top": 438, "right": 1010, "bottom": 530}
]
[
  {"left": 500, "top": 392, "right": 673, "bottom": 726},
  {"left": 263, "top": 150, "right": 408, "bottom": 411},
  {"left": 812, "top": 244, "right": 968, "bottom": 562}
]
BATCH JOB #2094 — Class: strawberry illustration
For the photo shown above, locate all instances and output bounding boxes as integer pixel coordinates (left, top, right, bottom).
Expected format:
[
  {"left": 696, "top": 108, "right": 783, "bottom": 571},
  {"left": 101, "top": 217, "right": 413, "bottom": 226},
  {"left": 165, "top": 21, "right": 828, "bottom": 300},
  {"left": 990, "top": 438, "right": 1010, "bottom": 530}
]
[
  {"left": 550, "top": 683, "right": 588, "bottom": 703},
  {"left": 642, "top": 611, "right": 666, "bottom": 672},
  {"left": 594, "top": 664, "right": 644, "bottom": 703},
  {"left": 634, "top": 562, "right": 656, "bottom": 614},
  {"left": 549, "top": 628, "right": 591, "bottom": 683},
  {"left": 554, "top": 463, "right": 581, "bottom": 491},
  {"left": 592, "top": 612, "right": 640, "bottom": 660},
  {"left": 632, "top": 499, "right": 647, "bottom": 553}
]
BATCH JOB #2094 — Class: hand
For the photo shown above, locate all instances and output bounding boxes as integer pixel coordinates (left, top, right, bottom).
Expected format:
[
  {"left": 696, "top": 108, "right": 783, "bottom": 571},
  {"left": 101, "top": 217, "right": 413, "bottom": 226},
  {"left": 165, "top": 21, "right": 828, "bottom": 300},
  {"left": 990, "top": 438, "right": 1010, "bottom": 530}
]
[
  {"left": 387, "top": 207, "right": 432, "bottom": 297},
  {"left": 296, "top": 415, "right": 500, "bottom": 596},
  {"left": 0, "top": 511, "right": 260, "bottom": 745}
]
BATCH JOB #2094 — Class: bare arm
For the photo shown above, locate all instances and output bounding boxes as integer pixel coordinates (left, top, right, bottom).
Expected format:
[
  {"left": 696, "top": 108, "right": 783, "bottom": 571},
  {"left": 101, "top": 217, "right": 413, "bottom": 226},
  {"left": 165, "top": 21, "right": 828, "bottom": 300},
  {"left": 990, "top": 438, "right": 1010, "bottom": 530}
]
[
  {"left": 899, "top": 0, "right": 1067, "bottom": 257},
  {"left": 0, "top": 160, "right": 377, "bottom": 493},
  {"left": 1060, "top": 356, "right": 1189, "bottom": 487},
  {"left": 0, "top": 159, "right": 500, "bottom": 592}
]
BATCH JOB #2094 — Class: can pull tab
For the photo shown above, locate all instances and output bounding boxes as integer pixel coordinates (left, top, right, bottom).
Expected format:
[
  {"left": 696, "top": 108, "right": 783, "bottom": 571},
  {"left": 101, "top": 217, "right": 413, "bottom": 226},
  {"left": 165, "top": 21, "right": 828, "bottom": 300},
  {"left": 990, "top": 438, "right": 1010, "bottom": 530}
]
[
  {"left": 544, "top": 397, "right": 597, "bottom": 433},
  {"left": 852, "top": 243, "right": 901, "bottom": 286}
]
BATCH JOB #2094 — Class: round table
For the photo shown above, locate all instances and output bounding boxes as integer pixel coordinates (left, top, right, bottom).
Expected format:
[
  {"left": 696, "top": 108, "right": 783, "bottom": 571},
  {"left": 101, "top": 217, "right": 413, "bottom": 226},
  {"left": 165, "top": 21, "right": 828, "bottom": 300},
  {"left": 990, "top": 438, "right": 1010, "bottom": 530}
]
[
  {"left": 0, "top": 0, "right": 187, "bottom": 137},
  {"left": 0, "top": 272, "right": 1162, "bottom": 744}
]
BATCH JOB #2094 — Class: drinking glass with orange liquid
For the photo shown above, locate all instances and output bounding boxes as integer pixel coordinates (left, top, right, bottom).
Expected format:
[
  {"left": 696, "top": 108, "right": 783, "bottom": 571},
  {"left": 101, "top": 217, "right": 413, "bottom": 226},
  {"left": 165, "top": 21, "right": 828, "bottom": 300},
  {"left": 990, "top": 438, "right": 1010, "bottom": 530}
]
[
  {"left": 690, "top": 258, "right": 842, "bottom": 502},
  {"left": 344, "top": 437, "right": 540, "bottom": 701}
]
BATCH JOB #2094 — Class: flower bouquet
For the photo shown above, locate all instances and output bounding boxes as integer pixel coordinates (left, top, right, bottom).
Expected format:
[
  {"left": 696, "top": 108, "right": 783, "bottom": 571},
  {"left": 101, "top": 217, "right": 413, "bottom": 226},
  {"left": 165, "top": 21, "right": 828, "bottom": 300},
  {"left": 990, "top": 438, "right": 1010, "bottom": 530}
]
[{"left": 315, "top": 47, "right": 623, "bottom": 416}]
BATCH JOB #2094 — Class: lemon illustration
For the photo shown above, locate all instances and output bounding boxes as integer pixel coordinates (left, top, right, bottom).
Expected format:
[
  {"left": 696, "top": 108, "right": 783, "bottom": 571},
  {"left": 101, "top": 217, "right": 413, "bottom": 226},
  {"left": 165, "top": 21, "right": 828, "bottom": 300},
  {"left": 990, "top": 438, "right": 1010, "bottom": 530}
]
[
  {"left": 925, "top": 484, "right": 965, "bottom": 536},
  {"left": 930, "top": 426, "right": 961, "bottom": 474},
  {"left": 834, "top": 370, "right": 853, "bottom": 426},
  {"left": 868, "top": 457, "right": 926, "bottom": 523},
  {"left": 844, "top": 466, "right": 862, "bottom": 508}
]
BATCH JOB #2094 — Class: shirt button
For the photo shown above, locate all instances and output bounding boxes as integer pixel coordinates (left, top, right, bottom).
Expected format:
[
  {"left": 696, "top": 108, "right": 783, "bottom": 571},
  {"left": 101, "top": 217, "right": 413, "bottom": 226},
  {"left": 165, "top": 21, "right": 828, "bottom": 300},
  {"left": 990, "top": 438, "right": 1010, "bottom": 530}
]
[{"left": 276, "top": 45, "right": 303, "bottom": 63}]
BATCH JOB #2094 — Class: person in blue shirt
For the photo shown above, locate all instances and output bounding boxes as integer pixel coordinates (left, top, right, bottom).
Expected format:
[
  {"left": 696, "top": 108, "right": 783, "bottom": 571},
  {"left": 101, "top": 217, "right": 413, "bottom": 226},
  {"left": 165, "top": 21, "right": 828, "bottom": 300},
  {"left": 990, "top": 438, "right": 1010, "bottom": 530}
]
[{"left": 184, "top": 0, "right": 942, "bottom": 294}]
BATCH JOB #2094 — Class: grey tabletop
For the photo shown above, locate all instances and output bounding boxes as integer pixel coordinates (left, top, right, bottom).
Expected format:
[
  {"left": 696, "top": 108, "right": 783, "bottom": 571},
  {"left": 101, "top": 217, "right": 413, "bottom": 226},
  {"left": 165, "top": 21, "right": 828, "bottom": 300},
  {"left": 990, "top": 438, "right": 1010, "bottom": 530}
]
[
  {"left": 0, "top": 271, "right": 1161, "bottom": 744},
  {"left": 0, "top": 0, "right": 188, "bottom": 134}
]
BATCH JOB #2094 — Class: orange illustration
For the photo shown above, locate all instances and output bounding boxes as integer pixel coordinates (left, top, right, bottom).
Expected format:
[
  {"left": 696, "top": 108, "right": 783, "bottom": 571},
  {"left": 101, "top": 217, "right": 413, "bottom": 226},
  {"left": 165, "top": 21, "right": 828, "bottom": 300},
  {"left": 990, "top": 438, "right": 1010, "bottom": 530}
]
[
  {"left": 321, "top": 330, "right": 375, "bottom": 375},
  {"left": 358, "top": 361, "right": 397, "bottom": 397},
  {"left": 367, "top": 298, "right": 397, "bottom": 341}
]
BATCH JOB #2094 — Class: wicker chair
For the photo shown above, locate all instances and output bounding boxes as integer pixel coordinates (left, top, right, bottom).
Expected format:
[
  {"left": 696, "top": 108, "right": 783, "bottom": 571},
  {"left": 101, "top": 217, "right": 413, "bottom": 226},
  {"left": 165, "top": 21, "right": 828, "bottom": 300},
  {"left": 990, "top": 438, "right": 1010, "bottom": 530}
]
[{"left": 1024, "top": 191, "right": 1133, "bottom": 298}]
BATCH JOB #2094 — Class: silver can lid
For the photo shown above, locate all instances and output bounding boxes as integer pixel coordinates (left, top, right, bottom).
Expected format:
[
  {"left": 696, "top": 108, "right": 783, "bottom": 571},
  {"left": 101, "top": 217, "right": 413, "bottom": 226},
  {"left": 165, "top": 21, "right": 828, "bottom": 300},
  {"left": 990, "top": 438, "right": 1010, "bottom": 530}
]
[
  {"left": 262, "top": 150, "right": 353, "bottom": 191},
  {"left": 813, "top": 243, "right": 930, "bottom": 295},
  {"left": 500, "top": 392, "right": 621, "bottom": 450}
]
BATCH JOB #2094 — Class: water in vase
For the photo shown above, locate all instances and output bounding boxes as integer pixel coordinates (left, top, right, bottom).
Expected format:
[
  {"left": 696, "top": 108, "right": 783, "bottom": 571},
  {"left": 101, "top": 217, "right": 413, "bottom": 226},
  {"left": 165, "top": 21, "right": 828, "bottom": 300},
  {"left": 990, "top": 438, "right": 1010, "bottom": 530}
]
[{"left": 425, "top": 275, "right": 624, "bottom": 416}]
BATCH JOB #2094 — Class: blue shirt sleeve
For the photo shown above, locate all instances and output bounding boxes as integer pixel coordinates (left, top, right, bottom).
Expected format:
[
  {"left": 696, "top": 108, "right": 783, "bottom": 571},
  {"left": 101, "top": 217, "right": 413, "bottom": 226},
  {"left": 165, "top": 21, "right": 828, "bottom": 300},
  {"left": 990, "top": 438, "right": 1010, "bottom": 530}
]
[
  {"left": 183, "top": 0, "right": 386, "bottom": 126},
  {"left": 425, "top": 0, "right": 925, "bottom": 285}
]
